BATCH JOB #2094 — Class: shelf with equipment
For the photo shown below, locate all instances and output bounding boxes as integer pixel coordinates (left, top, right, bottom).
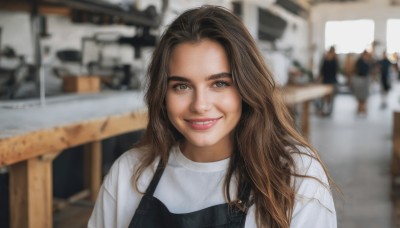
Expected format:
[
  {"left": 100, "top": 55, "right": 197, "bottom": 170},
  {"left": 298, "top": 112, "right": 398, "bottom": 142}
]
[{"left": 0, "top": 0, "right": 168, "bottom": 27}]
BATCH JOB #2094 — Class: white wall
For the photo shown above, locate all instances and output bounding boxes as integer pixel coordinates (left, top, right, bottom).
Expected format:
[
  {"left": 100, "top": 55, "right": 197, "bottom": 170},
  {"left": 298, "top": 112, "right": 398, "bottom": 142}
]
[{"left": 310, "top": 0, "right": 400, "bottom": 73}]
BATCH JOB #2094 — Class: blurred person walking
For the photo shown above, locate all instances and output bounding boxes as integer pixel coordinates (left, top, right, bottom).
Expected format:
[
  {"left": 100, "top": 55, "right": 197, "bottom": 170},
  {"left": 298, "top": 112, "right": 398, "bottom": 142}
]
[
  {"left": 317, "top": 46, "right": 339, "bottom": 116},
  {"left": 352, "top": 50, "right": 372, "bottom": 115},
  {"left": 377, "top": 51, "right": 397, "bottom": 109}
]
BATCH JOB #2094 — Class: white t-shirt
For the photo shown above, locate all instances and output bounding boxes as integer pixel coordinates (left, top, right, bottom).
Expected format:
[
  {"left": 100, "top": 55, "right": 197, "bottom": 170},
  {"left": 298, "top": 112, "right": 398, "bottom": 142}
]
[{"left": 88, "top": 146, "right": 336, "bottom": 228}]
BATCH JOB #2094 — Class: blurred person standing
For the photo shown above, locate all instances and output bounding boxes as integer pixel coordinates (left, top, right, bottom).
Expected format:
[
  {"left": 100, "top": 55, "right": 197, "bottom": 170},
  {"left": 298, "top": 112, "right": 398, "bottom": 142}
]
[
  {"left": 352, "top": 50, "right": 372, "bottom": 115},
  {"left": 394, "top": 52, "right": 400, "bottom": 80},
  {"left": 377, "top": 51, "right": 396, "bottom": 109},
  {"left": 317, "top": 46, "right": 339, "bottom": 116}
]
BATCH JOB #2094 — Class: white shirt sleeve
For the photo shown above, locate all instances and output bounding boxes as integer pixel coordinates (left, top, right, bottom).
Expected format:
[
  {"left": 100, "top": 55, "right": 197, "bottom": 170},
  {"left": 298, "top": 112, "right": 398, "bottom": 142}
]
[
  {"left": 88, "top": 150, "right": 146, "bottom": 228},
  {"left": 290, "top": 151, "right": 337, "bottom": 228},
  {"left": 87, "top": 183, "right": 117, "bottom": 228}
]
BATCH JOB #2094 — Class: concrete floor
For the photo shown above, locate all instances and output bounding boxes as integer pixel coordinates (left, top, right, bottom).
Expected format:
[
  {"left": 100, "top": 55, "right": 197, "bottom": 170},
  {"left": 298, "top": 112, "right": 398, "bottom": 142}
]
[{"left": 310, "top": 81, "right": 400, "bottom": 228}]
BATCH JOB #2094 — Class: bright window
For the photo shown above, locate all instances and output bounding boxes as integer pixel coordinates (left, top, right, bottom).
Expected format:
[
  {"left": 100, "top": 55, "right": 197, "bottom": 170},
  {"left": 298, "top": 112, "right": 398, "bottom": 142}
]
[
  {"left": 325, "top": 20, "right": 375, "bottom": 54},
  {"left": 387, "top": 19, "right": 400, "bottom": 54}
]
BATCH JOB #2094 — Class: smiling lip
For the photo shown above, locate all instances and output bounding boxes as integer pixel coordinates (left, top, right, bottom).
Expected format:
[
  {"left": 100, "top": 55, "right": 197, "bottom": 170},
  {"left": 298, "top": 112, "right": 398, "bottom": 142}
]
[{"left": 185, "top": 117, "right": 222, "bottom": 130}]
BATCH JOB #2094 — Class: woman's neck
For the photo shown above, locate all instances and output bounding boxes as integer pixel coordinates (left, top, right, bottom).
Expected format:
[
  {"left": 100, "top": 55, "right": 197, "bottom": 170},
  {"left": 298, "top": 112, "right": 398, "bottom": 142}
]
[{"left": 179, "top": 141, "right": 233, "bottom": 162}]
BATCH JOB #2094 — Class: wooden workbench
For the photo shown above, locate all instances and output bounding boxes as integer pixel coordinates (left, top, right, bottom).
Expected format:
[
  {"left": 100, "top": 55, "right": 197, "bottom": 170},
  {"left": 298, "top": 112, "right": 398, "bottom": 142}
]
[
  {"left": 283, "top": 84, "right": 334, "bottom": 139},
  {"left": 0, "top": 84, "right": 332, "bottom": 228},
  {"left": 0, "top": 91, "right": 147, "bottom": 228}
]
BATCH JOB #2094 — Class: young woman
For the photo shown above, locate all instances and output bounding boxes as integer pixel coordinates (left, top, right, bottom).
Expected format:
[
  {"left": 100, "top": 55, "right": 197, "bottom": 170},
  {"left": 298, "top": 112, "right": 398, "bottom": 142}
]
[{"left": 88, "top": 5, "right": 336, "bottom": 228}]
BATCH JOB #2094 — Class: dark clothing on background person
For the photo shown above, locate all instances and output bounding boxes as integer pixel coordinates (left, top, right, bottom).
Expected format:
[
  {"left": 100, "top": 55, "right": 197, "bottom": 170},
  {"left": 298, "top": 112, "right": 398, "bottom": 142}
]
[
  {"left": 379, "top": 58, "right": 392, "bottom": 92},
  {"left": 317, "top": 48, "right": 339, "bottom": 116},
  {"left": 320, "top": 58, "right": 338, "bottom": 84},
  {"left": 378, "top": 53, "right": 397, "bottom": 109},
  {"left": 353, "top": 51, "right": 372, "bottom": 115},
  {"left": 353, "top": 56, "right": 371, "bottom": 100},
  {"left": 355, "top": 58, "right": 370, "bottom": 77}
]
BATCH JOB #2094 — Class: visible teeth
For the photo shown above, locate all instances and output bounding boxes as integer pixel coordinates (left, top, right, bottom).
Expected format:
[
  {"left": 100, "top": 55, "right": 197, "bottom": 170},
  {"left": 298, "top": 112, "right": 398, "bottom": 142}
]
[{"left": 192, "top": 120, "right": 215, "bottom": 125}]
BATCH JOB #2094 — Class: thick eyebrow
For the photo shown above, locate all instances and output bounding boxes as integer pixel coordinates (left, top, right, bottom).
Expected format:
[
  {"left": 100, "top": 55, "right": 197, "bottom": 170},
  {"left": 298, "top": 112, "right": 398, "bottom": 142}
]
[
  {"left": 206, "top": 72, "right": 232, "bottom": 80},
  {"left": 167, "top": 72, "right": 232, "bottom": 82}
]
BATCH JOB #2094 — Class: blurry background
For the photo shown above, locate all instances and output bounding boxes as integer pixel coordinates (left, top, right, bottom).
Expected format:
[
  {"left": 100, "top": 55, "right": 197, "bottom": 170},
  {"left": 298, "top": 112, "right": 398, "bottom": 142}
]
[{"left": 0, "top": 0, "right": 399, "bottom": 227}]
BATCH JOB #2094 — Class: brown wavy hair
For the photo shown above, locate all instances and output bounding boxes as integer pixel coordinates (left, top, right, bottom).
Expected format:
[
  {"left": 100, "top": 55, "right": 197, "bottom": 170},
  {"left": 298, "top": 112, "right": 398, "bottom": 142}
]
[{"left": 134, "top": 5, "right": 331, "bottom": 228}]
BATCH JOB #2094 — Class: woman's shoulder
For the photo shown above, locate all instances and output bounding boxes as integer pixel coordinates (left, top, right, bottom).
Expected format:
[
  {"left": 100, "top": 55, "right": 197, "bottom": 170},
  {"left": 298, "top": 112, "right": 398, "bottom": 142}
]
[
  {"left": 290, "top": 146, "right": 328, "bottom": 183},
  {"left": 289, "top": 146, "right": 336, "bottom": 215},
  {"left": 102, "top": 147, "right": 157, "bottom": 191},
  {"left": 112, "top": 148, "right": 144, "bottom": 172}
]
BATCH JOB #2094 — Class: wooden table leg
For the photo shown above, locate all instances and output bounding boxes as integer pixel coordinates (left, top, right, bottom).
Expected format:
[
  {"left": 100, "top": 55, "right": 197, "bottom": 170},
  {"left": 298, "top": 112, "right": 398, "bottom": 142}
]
[
  {"left": 84, "top": 141, "right": 102, "bottom": 202},
  {"left": 9, "top": 157, "right": 52, "bottom": 228},
  {"left": 301, "top": 100, "right": 310, "bottom": 140}
]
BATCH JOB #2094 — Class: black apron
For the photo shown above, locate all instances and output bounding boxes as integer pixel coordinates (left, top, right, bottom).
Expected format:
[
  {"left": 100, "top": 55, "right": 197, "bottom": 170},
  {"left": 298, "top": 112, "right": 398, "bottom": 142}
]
[{"left": 128, "top": 161, "right": 252, "bottom": 228}]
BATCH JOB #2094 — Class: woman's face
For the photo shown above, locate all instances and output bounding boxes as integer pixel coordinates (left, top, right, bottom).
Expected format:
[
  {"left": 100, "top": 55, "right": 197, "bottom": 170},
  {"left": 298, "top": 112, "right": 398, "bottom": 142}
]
[{"left": 165, "top": 39, "right": 242, "bottom": 162}]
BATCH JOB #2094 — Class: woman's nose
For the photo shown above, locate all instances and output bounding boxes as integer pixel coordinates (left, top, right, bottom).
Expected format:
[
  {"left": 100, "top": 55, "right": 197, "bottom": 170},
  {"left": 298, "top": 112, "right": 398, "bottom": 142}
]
[{"left": 190, "top": 88, "right": 211, "bottom": 113}]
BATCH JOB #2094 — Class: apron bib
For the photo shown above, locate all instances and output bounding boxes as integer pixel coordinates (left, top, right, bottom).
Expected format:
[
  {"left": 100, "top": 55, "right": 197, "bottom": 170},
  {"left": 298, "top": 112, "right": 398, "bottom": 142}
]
[{"left": 129, "top": 161, "right": 251, "bottom": 228}]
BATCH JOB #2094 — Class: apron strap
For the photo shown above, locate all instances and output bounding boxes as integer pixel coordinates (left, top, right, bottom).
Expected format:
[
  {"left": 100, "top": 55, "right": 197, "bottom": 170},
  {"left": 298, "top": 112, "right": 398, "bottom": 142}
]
[{"left": 145, "top": 159, "right": 165, "bottom": 196}]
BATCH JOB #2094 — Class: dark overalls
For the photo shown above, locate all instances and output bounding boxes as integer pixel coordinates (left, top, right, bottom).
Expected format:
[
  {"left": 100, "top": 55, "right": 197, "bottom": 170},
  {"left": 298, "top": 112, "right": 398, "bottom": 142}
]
[{"left": 129, "top": 161, "right": 252, "bottom": 228}]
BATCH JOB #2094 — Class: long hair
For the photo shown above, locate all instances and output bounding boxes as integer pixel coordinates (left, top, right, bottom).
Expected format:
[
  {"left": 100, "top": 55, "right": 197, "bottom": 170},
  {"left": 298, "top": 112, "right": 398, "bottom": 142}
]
[{"left": 134, "top": 5, "right": 331, "bottom": 228}]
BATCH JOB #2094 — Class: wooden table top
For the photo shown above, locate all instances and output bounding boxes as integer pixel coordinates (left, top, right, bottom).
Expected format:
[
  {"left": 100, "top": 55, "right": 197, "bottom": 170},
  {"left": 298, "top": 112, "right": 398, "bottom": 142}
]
[
  {"left": 0, "top": 91, "right": 147, "bottom": 165},
  {"left": 283, "top": 84, "right": 333, "bottom": 105}
]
